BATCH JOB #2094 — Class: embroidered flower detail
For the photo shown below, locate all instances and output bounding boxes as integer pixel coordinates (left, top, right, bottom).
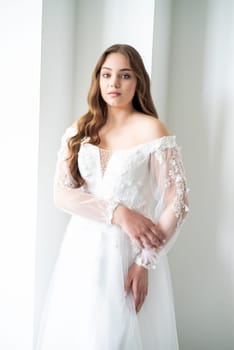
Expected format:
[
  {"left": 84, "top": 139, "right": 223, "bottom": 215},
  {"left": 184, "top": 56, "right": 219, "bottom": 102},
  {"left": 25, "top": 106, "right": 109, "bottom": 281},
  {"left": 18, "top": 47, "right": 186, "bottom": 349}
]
[
  {"left": 150, "top": 136, "right": 176, "bottom": 164},
  {"left": 166, "top": 147, "right": 189, "bottom": 225}
]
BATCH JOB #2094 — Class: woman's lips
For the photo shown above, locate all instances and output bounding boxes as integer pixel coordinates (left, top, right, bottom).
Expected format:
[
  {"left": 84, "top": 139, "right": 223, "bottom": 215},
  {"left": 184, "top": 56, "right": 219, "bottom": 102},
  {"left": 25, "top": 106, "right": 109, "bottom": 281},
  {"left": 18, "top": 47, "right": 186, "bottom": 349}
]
[{"left": 108, "top": 92, "right": 121, "bottom": 97}]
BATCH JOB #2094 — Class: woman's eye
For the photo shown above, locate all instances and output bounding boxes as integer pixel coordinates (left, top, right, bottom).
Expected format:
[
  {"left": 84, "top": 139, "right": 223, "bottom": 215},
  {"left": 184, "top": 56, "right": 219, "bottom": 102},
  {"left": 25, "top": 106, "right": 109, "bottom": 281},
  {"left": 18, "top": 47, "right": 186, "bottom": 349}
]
[
  {"left": 102, "top": 73, "right": 110, "bottom": 78},
  {"left": 121, "top": 74, "right": 130, "bottom": 79}
]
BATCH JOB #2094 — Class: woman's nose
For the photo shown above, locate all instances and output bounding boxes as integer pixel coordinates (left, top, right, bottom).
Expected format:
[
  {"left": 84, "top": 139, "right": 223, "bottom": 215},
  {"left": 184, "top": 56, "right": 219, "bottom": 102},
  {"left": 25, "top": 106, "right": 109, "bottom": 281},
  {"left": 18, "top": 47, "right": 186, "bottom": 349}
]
[{"left": 109, "top": 76, "right": 119, "bottom": 88}]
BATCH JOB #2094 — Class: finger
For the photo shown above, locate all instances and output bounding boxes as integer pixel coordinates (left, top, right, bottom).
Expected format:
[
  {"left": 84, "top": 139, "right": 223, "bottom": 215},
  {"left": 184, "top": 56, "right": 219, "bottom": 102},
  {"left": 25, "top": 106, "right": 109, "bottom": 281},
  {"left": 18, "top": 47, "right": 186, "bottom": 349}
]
[
  {"left": 132, "top": 285, "right": 145, "bottom": 312},
  {"left": 134, "top": 294, "right": 141, "bottom": 312},
  {"left": 132, "top": 281, "right": 140, "bottom": 308},
  {"left": 152, "top": 236, "right": 164, "bottom": 249},
  {"left": 135, "top": 237, "right": 144, "bottom": 249},
  {"left": 136, "top": 301, "right": 142, "bottom": 313},
  {"left": 136, "top": 294, "right": 146, "bottom": 313},
  {"left": 135, "top": 295, "right": 141, "bottom": 312},
  {"left": 145, "top": 233, "right": 162, "bottom": 249},
  {"left": 155, "top": 225, "right": 167, "bottom": 243},
  {"left": 141, "top": 231, "right": 162, "bottom": 249},
  {"left": 150, "top": 225, "right": 166, "bottom": 243},
  {"left": 124, "top": 275, "right": 132, "bottom": 294},
  {"left": 139, "top": 235, "right": 153, "bottom": 249}
]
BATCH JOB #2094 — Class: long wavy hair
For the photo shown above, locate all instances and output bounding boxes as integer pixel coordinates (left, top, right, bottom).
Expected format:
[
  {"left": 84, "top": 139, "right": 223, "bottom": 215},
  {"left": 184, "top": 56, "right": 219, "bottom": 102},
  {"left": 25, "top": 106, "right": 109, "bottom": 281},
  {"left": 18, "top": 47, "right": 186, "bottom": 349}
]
[{"left": 67, "top": 44, "right": 158, "bottom": 187}]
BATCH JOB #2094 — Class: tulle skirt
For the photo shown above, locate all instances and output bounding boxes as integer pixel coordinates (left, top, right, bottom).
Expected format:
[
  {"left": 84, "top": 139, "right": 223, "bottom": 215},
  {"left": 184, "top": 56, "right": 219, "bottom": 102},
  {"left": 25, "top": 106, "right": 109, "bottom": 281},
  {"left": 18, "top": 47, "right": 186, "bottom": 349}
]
[{"left": 35, "top": 215, "right": 179, "bottom": 350}]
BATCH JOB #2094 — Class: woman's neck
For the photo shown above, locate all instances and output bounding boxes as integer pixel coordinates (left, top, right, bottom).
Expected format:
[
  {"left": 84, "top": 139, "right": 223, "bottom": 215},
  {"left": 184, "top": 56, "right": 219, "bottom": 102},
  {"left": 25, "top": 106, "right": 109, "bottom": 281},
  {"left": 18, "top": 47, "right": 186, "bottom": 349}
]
[{"left": 106, "top": 105, "right": 135, "bottom": 127}]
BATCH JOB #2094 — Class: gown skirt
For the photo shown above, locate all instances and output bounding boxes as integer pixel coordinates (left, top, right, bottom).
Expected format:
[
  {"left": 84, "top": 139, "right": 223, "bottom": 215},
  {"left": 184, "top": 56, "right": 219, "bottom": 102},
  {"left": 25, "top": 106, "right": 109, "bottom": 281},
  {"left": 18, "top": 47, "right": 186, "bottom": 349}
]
[{"left": 35, "top": 215, "right": 179, "bottom": 350}]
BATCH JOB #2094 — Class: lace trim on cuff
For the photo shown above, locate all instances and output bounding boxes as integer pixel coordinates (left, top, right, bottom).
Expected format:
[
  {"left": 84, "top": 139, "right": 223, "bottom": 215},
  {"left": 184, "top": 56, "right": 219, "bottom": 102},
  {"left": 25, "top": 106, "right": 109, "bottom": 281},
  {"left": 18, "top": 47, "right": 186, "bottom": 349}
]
[{"left": 135, "top": 248, "right": 159, "bottom": 270}]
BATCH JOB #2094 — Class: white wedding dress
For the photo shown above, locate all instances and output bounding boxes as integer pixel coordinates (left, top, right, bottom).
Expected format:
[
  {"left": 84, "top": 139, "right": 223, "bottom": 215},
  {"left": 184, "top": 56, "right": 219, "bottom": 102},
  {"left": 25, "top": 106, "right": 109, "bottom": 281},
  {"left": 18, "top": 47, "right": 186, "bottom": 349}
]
[{"left": 35, "top": 126, "right": 189, "bottom": 350}]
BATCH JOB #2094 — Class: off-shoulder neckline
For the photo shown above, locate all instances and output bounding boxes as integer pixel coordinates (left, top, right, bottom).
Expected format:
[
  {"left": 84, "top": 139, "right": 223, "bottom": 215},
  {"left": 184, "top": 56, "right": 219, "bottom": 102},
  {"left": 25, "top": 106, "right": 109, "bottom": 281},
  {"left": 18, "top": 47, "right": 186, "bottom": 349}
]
[
  {"left": 82, "top": 135, "right": 176, "bottom": 153},
  {"left": 66, "top": 125, "right": 176, "bottom": 152}
]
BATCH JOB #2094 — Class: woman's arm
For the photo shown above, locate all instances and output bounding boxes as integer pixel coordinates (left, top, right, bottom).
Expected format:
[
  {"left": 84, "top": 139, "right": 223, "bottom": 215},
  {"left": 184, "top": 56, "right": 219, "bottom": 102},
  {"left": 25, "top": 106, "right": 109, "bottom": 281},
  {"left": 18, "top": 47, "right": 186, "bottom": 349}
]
[
  {"left": 112, "top": 205, "right": 166, "bottom": 249},
  {"left": 134, "top": 139, "right": 189, "bottom": 269},
  {"left": 53, "top": 126, "right": 119, "bottom": 223}
]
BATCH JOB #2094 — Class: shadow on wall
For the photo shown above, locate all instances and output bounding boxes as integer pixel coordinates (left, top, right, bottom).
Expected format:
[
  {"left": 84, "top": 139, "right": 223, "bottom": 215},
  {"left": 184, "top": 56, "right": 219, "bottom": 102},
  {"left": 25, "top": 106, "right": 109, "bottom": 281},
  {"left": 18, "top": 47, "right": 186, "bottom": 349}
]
[{"left": 167, "top": 1, "right": 234, "bottom": 349}]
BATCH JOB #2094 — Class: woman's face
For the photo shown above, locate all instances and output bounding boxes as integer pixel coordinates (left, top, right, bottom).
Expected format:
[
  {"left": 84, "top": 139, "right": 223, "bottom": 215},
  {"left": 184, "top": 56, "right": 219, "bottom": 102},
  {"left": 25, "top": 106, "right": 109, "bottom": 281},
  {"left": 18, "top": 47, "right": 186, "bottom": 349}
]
[{"left": 99, "top": 53, "right": 137, "bottom": 109}]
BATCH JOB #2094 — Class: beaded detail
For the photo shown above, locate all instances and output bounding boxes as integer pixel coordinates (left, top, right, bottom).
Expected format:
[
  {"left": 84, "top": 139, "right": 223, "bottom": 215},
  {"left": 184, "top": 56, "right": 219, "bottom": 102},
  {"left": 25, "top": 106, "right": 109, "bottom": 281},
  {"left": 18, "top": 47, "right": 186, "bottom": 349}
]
[{"left": 99, "top": 148, "right": 113, "bottom": 176}]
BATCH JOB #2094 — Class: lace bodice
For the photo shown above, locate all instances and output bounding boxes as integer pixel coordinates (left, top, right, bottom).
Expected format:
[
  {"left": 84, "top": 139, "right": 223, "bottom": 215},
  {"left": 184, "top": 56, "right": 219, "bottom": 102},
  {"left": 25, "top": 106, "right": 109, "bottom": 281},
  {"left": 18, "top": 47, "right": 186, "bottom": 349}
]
[{"left": 53, "top": 126, "right": 189, "bottom": 269}]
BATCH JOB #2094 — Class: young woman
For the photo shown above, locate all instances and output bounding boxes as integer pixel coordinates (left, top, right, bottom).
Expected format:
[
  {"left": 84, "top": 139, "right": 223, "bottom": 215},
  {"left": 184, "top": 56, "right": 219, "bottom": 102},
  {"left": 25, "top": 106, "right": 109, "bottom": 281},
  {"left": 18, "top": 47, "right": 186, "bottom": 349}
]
[{"left": 36, "top": 44, "right": 189, "bottom": 350}]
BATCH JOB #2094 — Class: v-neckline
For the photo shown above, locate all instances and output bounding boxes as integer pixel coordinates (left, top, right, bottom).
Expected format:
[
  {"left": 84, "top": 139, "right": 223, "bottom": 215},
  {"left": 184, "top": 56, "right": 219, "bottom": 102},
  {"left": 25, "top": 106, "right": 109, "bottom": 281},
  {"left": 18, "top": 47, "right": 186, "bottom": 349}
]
[
  {"left": 98, "top": 148, "right": 113, "bottom": 177},
  {"left": 84, "top": 144, "right": 115, "bottom": 179}
]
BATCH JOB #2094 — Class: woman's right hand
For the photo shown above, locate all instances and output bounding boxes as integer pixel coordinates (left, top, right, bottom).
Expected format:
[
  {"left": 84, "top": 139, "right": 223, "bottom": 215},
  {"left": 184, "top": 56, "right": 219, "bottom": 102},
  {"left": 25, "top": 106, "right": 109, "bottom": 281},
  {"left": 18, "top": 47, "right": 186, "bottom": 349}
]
[{"left": 112, "top": 205, "right": 166, "bottom": 249}]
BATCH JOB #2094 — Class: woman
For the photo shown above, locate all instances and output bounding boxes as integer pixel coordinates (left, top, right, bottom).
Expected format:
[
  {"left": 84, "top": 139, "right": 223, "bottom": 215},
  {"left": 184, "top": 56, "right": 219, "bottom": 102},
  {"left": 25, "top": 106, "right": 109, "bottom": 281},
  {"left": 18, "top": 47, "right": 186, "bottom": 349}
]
[{"left": 36, "top": 44, "right": 189, "bottom": 350}]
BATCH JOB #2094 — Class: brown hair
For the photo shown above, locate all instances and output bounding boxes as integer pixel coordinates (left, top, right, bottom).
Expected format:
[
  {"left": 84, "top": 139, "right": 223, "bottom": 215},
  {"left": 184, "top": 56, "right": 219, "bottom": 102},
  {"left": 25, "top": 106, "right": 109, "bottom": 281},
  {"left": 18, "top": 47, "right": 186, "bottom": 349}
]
[{"left": 67, "top": 44, "right": 158, "bottom": 187}]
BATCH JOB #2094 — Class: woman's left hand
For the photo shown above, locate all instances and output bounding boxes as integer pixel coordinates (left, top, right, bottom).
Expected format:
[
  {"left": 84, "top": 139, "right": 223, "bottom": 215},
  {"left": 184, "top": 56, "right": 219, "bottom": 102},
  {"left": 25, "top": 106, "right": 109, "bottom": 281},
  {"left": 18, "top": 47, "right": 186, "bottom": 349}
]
[{"left": 124, "top": 263, "right": 148, "bottom": 313}]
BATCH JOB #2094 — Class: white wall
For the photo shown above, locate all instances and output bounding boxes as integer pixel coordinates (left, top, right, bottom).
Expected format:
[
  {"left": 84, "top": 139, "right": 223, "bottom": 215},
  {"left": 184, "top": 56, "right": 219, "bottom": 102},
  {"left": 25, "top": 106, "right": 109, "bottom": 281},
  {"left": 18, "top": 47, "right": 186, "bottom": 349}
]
[
  {"left": 33, "top": 0, "right": 76, "bottom": 347},
  {"left": 0, "top": 1, "right": 42, "bottom": 349},
  {"left": 73, "top": 0, "right": 155, "bottom": 119},
  {"left": 152, "top": 0, "right": 172, "bottom": 121},
  {"left": 166, "top": 1, "right": 234, "bottom": 349}
]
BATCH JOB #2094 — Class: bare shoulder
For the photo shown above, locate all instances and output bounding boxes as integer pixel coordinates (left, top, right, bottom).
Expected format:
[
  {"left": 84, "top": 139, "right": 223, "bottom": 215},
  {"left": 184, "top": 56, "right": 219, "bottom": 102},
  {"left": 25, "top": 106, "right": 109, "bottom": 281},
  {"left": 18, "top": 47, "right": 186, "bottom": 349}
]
[
  {"left": 70, "top": 120, "right": 81, "bottom": 135},
  {"left": 132, "top": 113, "right": 170, "bottom": 142},
  {"left": 72, "top": 120, "right": 79, "bottom": 129}
]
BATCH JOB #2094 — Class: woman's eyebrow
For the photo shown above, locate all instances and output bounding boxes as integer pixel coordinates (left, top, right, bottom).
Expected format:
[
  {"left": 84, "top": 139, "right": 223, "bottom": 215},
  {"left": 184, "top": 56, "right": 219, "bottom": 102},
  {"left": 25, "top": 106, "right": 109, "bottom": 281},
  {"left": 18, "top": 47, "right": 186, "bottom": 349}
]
[{"left": 101, "top": 66, "right": 132, "bottom": 71}]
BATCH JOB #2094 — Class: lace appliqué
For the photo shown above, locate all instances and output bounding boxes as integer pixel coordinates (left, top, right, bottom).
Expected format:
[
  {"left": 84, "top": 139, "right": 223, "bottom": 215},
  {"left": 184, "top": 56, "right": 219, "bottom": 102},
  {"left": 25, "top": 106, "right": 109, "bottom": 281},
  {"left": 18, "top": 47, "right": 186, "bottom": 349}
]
[
  {"left": 56, "top": 163, "right": 78, "bottom": 189},
  {"left": 150, "top": 136, "right": 176, "bottom": 164},
  {"left": 135, "top": 248, "right": 159, "bottom": 269},
  {"left": 150, "top": 136, "right": 189, "bottom": 227},
  {"left": 166, "top": 147, "right": 189, "bottom": 226},
  {"left": 134, "top": 140, "right": 189, "bottom": 270}
]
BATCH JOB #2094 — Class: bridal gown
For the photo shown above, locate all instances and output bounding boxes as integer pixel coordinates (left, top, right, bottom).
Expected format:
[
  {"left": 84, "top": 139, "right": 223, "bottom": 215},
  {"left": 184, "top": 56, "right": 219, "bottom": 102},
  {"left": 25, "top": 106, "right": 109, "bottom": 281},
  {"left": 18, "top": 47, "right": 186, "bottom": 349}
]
[{"left": 35, "top": 125, "right": 189, "bottom": 350}]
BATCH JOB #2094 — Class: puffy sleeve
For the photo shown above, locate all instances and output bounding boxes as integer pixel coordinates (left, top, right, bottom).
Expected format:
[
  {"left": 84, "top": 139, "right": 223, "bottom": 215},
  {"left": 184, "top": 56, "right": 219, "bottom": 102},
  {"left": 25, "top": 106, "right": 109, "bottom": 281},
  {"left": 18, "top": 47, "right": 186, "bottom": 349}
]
[
  {"left": 53, "top": 126, "right": 119, "bottom": 223},
  {"left": 135, "top": 136, "right": 189, "bottom": 269}
]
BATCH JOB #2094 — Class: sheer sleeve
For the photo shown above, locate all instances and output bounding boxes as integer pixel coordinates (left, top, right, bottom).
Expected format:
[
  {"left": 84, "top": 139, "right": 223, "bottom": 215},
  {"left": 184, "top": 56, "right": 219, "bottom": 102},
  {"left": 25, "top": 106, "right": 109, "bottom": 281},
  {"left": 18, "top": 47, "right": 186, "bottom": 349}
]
[
  {"left": 53, "top": 126, "right": 119, "bottom": 223},
  {"left": 135, "top": 137, "right": 189, "bottom": 269}
]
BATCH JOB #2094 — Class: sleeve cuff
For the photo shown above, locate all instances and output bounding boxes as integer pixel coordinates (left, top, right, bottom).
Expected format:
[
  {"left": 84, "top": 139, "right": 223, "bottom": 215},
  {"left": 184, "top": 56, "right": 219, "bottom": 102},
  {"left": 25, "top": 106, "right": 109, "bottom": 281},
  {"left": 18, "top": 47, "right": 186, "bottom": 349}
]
[
  {"left": 106, "top": 201, "right": 120, "bottom": 224},
  {"left": 134, "top": 248, "right": 160, "bottom": 270}
]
